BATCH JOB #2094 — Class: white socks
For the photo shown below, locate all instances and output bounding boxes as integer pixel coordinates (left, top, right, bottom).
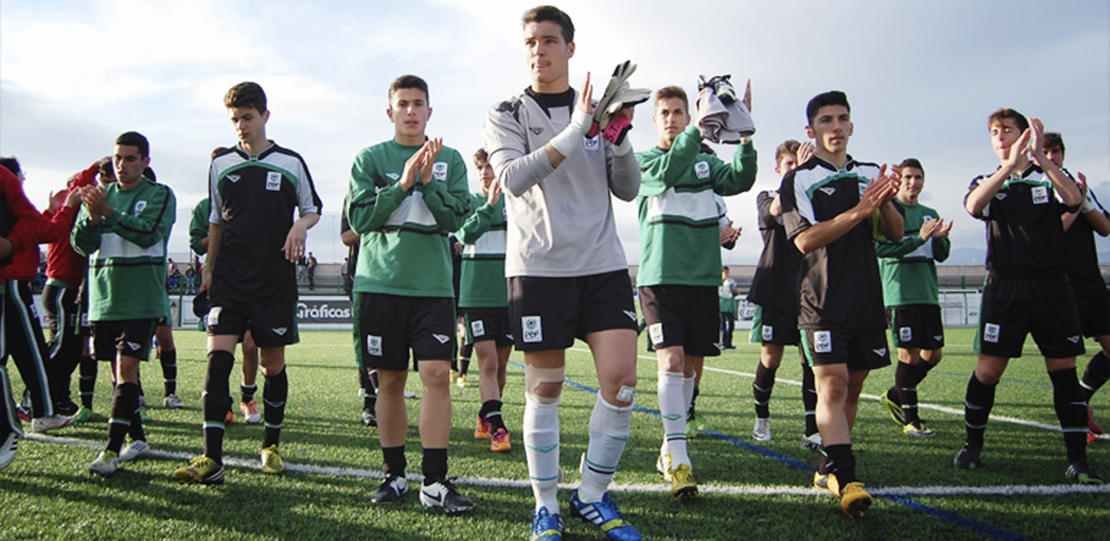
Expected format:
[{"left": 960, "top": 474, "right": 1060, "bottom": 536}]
[
  {"left": 578, "top": 396, "right": 633, "bottom": 502},
  {"left": 659, "top": 371, "right": 690, "bottom": 467},
  {"left": 524, "top": 395, "right": 561, "bottom": 514}
]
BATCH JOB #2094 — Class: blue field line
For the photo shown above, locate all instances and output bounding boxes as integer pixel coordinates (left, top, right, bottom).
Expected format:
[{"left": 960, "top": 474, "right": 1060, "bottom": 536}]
[{"left": 509, "top": 360, "right": 1026, "bottom": 540}]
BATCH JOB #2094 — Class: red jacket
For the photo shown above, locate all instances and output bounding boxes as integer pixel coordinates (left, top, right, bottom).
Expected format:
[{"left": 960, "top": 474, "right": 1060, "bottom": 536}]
[
  {"left": 0, "top": 167, "right": 42, "bottom": 281},
  {"left": 42, "top": 164, "right": 98, "bottom": 285}
]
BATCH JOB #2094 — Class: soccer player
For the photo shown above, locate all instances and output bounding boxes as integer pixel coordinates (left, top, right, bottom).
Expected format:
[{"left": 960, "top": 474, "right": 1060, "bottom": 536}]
[
  {"left": 957, "top": 109, "right": 1103, "bottom": 484},
  {"left": 875, "top": 158, "right": 952, "bottom": 437},
  {"left": 173, "top": 81, "right": 321, "bottom": 485},
  {"left": 636, "top": 84, "right": 757, "bottom": 498},
  {"left": 347, "top": 75, "right": 473, "bottom": 513},
  {"left": 73, "top": 132, "right": 177, "bottom": 476},
  {"left": 74, "top": 159, "right": 115, "bottom": 422},
  {"left": 1041, "top": 133, "right": 1110, "bottom": 443},
  {"left": 780, "top": 91, "right": 904, "bottom": 517},
  {"left": 457, "top": 148, "right": 514, "bottom": 453},
  {"left": 340, "top": 202, "right": 378, "bottom": 427},
  {"left": 484, "top": 6, "right": 643, "bottom": 539},
  {"left": 718, "top": 267, "right": 739, "bottom": 349},
  {"left": 189, "top": 195, "right": 261, "bottom": 425},
  {"left": 0, "top": 162, "right": 47, "bottom": 471},
  {"left": 747, "top": 139, "right": 820, "bottom": 446}
]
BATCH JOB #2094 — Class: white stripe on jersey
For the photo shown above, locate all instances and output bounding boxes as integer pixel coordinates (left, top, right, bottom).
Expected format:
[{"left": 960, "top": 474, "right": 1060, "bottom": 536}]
[
  {"left": 462, "top": 229, "right": 506, "bottom": 257},
  {"left": 645, "top": 187, "right": 719, "bottom": 224},
  {"left": 382, "top": 192, "right": 437, "bottom": 228},
  {"left": 93, "top": 232, "right": 166, "bottom": 260}
]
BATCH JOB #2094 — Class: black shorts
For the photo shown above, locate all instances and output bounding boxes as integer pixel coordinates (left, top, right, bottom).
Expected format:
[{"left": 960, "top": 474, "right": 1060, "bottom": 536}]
[
  {"left": 1069, "top": 277, "right": 1110, "bottom": 338},
  {"left": 976, "top": 273, "right": 1085, "bottom": 359},
  {"left": 207, "top": 298, "right": 298, "bottom": 348},
  {"left": 750, "top": 304, "right": 801, "bottom": 346},
  {"left": 801, "top": 328, "right": 891, "bottom": 370},
  {"left": 358, "top": 293, "right": 455, "bottom": 371},
  {"left": 887, "top": 304, "right": 944, "bottom": 350},
  {"left": 639, "top": 285, "right": 720, "bottom": 357},
  {"left": 92, "top": 319, "right": 157, "bottom": 361},
  {"left": 461, "top": 307, "right": 513, "bottom": 347},
  {"left": 508, "top": 270, "right": 638, "bottom": 351}
]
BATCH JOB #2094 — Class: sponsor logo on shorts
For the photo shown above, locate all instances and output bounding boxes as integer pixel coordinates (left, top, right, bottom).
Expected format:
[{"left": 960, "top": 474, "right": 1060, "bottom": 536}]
[
  {"left": 386, "top": 172, "right": 400, "bottom": 181},
  {"left": 529, "top": 127, "right": 544, "bottom": 135},
  {"left": 432, "top": 162, "right": 448, "bottom": 181},
  {"left": 272, "top": 327, "right": 287, "bottom": 336},
  {"left": 80, "top": 314, "right": 89, "bottom": 327},
  {"left": 471, "top": 320, "right": 485, "bottom": 337},
  {"left": 506, "top": 333, "right": 514, "bottom": 341},
  {"left": 648, "top": 323, "right": 664, "bottom": 345},
  {"left": 432, "top": 333, "right": 450, "bottom": 344},
  {"left": 207, "top": 306, "right": 222, "bottom": 326},
  {"left": 695, "top": 161, "right": 710, "bottom": 179},
  {"left": 134, "top": 200, "right": 147, "bottom": 214},
  {"left": 872, "top": 348, "right": 888, "bottom": 357},
  {"left": 522, "top": 316, "right": 542, "bottom": 343},
  {"left": 583, "top": 136, "right": 600, "bottom": 151},
  {"left": 266, "top": 171, "right": 282, "bottom": 191},
  {"left": 1031, "top": 186, "right": 1048, "bottom": 205},
  {"left": 622, "top": 310, "right": 637, "bottom": 322},
  {"left": 899, "top": 327, "right": 912, "bottom": 343},
  {"left": 762, "top": 325, "right": 773, "bottom": 342},
  {"left": 819, "top": 187, "right": 836, "bottom": 196},
  {"left": 367, "top": 335, "right": 382, "bottom": 356},
  {"left": 1067, "top": 335, "right": 1081, "bottom": 344},
  {"left": 813, "top": 331, "right": 832, "bottom": 353},
  {"left": 984, "top": 323, "right": 1001, "bottom": 343},
  {"left": 125, "top": 341, "right": 142, "bottom": 352},
  {"left": 933, "top": 335, "right": 944, "bottom": 342}
]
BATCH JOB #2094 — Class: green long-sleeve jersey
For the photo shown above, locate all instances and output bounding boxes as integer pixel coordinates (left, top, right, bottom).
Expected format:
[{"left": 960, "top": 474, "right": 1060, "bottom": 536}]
[
  {"left": 875, "top": 199, "right": 950, "bottom": 306},
  {"left": 189, "top": 197, "right": 210, "bottom": 255},
  {"left": 456, "top": 193, "right": 507, "bottom": 308},
  {"left": 347, "top": 140, "right": 471, "bottom": 297},
  {"left": 72, "top": 178, "right": 176, "bottom": 321},
  {"left": 635, "top": 126, "right": 757, "bottom": 287}
]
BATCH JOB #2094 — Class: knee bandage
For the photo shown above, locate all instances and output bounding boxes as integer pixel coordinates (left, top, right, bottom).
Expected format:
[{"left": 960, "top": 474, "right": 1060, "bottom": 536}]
[{"left": 525, "top": 365, "right": 564, "bottom": 404}]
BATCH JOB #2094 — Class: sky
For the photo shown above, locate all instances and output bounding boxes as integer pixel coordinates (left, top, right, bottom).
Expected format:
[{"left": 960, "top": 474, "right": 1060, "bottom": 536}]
[{"left": 2, "top": 0, "right": 1108, "bottom": 266}]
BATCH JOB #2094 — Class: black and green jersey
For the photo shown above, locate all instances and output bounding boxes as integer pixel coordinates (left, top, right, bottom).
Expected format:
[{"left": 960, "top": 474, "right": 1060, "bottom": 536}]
[
  {"left": 748, "top": 190, "right": 802, "bottom": 313},
  {"left": 1062, "top": 168, "right": 1109, "bottom": 290},
  {"left": 635, "top": 127, "right": 756, "bottom": 287},
  {"left": 72, "top": 178, "right": 176, "bottom": 321},
  {"left": 456, "top": 193, "right": 507, "bottom": 308},
  {"left": 209, "top": 144, "right": 321, "bottom": 305},
  {"left": 347, "top": 140, "right": 471, "bottom": 298},
  {"left": 189, "top": 197, "right": 210, "bottom": 256},
  {"left": 876, "top": 200, "right": 950, "bottom": 306}
]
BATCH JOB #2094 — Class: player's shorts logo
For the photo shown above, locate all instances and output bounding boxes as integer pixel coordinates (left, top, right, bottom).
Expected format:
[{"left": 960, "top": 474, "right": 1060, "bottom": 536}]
[
  {"left": 367, "top": 335, "right": 382, "bottom": 356},
  {"left": 207, "top": 306, "right": 222, "bottom": 327},
  {"left": 266, "top": 171, "right": 282, "bottom": 191},
  {"left": 432, "top": 333, "right": 450, "bottom": 344},
  {"left": 814, "top": 330, "right": 832, "bottom": 353},
  {"left": 433, "top": 162, "right": 448, "bottom": 181},
  {"left": 471, "top": 320, "right": 485, "bottom": 337},
  {"left": 872, "top": 347, "right": 888, "bottom": 357},
  {"left": 984, "top": 323, "right": 1001, "bottom": 343},
  {"left": 695, "top": 162, "right": 710, "bottom": 179},
  {"left": 1031, "top": 186, "right": 1048, "bottom": 205},
  {"left": 899, "top": 327, "right": 912, "bottom": 342},
  {"left": 648, "top": 323, "right": 664, "bottom": 345},
  {"left": 762, "top": 325, "right": 773, "bottom": 342},
  {"left": 522, "top": 316, "right": 542, "bottom": 343}
]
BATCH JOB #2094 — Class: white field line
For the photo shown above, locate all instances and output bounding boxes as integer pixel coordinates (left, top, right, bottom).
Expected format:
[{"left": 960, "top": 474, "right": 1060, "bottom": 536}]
[{"left": 24, "top": 433, "right": 1110, "bottom": 497}]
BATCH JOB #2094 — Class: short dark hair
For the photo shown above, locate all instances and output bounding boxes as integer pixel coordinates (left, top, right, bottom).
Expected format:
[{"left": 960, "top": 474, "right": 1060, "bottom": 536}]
[
  {"left": 806, "top": 91, "right": 850, "bottom": 125},
  {"left": 389, "top": 74, "right": 429, "bottom": 103},
  {"left": 654, "top": 86, "right": 689, "bottom": 112},
  {"left": 116, "top": 131, "right": 150, "bottom": 158},
  {"left": 1043, "top": 132, "right": 1065, "bottom": 154},
  {"left": 224, "top": 82, "right": 268, "bottom": 113},
  {"left": 143, "top": 167, "right": 157, "bottom": 182},
  {"left": 97, "top": 156, "right": 113, "bottom": 177},
  {"left": 0, "top": 156, "right": 21, "bottom": 176},
  {"left": 474, "top": 148, "right": 489, "bottom": 164},
  {"left": 899, "top": 158, "right": 924, "bottom": 176},
  {"left": 775, "top": 140, "right": 801, "bottom": 164},
  {"left": 522, "top": 5, "right": 574, "bottom": 43},
  {"left": 987, "top": 108, "right": 1029, "bottom": 133}
]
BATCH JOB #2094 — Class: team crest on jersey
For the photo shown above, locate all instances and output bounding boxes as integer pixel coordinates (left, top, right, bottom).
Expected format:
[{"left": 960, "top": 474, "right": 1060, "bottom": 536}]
[
  {"left": 522, "top": 316, "right": 543, "bottom": 343},
  {"left": 266, "top": 171, "right": 282, "bottom": 191},
  {"left": 367, "top": 335, "right": 382, "bottom": 356},
  {"left": 134, "top": 200, "right": 147, "bottom": 214},
  {"left": 900, "top": 327, "right": 912, "bottom": 342},
  {"left": 695, "top": 161, "right": 710, "bottom": 179},
  {"left": 471, "top": 320, "right": 486, "bottom": 337},
  {"left": 762, "top": 325, "right": 773, "bottom": 342},
  {"left": 819, "top": 187, "right": 836, "bottom": 196},
  {"left": 984, "top": 323, "right": 1001, "bottom": 343},
  {"left": 859, "top": 182, "right": 867, "bottom": 198},
  {"left": 814, "top": 331, "right": 832, "bottom": 353},
  {"left": 583, "top": 135, "right": 600, "bottom": 151},
  {"left": 1031, "top": 186, "right": 1048, "bottom": 205},
  {"left": 649, "top": 323, "right": 664, "bottom": 345},
  {"left": 433, "top": 162, "right": 448, "bottom": 181},
  {"left": 386, "top": 172, "right": 400, "bottom": 181},
  {"left": 923, "top": 215, "right": 936, "bottom": 223},
  {"left": 529, "top": 127, "right": 544, "bottom": 135}
]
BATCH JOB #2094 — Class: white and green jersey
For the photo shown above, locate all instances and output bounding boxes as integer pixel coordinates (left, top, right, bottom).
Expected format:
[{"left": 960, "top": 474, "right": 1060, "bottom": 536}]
[
  {"left": 876, "top": 200, "right": 950, "bottom": 306},
  {"left": 456, "top": 193, "right": 507, "bottom": 308},
  {"left": 72, "top": 178, "right": 176, "bottom": 321},
  {"left": 635, "top": 126, "right": 757, "bottom": 287},
  {"left": 347, "top": 139, "right": 471, "bottom": 298}
]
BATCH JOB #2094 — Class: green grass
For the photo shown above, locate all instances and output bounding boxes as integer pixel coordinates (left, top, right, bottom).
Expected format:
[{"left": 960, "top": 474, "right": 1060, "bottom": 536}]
[{"left": 2, "top": 328, "right": 1109, "bottom": 540}]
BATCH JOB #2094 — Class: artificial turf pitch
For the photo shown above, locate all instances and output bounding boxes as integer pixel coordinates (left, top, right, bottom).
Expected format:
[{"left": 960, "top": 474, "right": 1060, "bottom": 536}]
[{"left": 2, "top": 328, "right": 1108, "bottom": 540}]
